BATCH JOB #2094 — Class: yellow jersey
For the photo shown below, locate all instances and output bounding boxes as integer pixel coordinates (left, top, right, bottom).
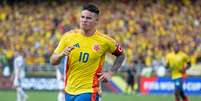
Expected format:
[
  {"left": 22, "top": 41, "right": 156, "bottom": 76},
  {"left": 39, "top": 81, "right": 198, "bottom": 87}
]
[
  {"left": 53, "top": 29, "right": 120, "bottom": 95},
  {"left": 166, "top": 51, "right": 189, "bottom": 79}
]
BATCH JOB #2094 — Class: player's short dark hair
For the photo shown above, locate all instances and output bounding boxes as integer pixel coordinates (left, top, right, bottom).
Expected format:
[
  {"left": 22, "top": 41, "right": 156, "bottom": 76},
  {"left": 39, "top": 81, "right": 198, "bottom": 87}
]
[{"left": 82, "top": 3, "right": 99, "bottom": 15}]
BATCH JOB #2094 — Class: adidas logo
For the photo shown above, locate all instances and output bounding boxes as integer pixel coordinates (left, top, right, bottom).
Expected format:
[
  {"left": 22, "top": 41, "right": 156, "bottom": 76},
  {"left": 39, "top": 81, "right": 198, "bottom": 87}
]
[{"left": 73, "top": 43, "right": 80, "bottom": 48}]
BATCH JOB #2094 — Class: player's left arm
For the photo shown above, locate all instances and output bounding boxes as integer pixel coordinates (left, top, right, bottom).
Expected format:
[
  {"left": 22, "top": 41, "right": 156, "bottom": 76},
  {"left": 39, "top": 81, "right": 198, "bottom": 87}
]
[
  {"left": 111, "top": 43, "right": 125, "bottom": 72},
  {"left": 98, "top": 43, "right": 125, "bottom": 82},
  {"left": 181, "top": 53, "right": 191, "bottom": 73}
]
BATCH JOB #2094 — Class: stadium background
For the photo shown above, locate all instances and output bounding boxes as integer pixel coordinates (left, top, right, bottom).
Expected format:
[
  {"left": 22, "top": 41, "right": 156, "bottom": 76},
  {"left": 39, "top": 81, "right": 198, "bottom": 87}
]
[{"left": 0, "top": 0, "right": 201, "bottom": 101}]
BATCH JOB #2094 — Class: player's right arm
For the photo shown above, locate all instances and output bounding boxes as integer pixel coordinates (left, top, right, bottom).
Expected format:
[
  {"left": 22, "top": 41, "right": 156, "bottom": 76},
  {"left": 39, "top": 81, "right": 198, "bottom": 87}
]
[
  {"left": 98, "top": 36, "right": 125, "bottom": 82},
  {"left": 50, "top": 33, "right": 74, "bottom": 65},
  {"left": 181, "top": 52, "right": 191, "bottom": 73},
  {"left": 50, "top": 46, "right": 75, "bottom": 65}
]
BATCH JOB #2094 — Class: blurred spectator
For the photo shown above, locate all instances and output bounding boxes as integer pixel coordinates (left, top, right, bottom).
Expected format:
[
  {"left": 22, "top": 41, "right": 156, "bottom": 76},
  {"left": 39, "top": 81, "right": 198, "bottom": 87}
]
[{"left": 125, "top": 65, "right": 136, "bottom": 94}]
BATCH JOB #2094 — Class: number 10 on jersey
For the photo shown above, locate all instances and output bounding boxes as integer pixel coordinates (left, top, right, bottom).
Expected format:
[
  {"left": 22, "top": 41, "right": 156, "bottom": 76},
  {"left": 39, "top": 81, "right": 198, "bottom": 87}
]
[{"left": 79, "top": 52, "right": 89, "bottom": 63}]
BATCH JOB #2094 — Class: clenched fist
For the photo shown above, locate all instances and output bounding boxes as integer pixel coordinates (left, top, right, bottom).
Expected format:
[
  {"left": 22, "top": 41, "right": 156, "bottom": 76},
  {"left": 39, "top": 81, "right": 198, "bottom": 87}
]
[{"left": 60, "top": 46, "right": 75, "bottom": 57}]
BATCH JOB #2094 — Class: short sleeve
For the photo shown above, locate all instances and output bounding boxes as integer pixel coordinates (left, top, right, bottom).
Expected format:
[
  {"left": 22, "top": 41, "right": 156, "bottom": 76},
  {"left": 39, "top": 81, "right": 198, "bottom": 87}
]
[
  {"left": 53, "top": 34, "right": 68, "bottom": 54},
  {"left": 106, "top": 37, "right": 123, "bottom": 56},
  {"left": 107, "top": 38, "right": 116, "bottom": 53}
]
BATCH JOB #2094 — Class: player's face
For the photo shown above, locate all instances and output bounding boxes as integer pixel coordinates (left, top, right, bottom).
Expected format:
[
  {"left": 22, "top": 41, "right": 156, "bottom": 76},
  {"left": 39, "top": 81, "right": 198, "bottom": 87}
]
[{"left": 80, "top": 10, "right": 98, "bottom": 31}]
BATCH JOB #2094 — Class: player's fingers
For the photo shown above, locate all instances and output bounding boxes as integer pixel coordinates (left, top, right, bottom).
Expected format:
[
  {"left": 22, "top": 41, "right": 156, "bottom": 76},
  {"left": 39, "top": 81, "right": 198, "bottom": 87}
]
[
  {"left": 68, "top": 46, "right": 74, "bottom": 51},
  {"left": 98, "top": 75, "right": 105, "bottom": 81},
  {"left": 63, "top": 46, "right": 75, "bottom": 55},
  {"left": 97, "top": 73, "right": 103, "bottom": 76},
  {"left": 64, "top": 46, "right": 74, "bottom": 51},
  {"left": 99, "top": 74, "right": 108, "bottom": 81},
  {"left": 63, "top": 50, "right": 69, "bottom": 54},
  {"left": 71, "top": 45, "right": 76, "bottom": 49},
  {"left": 103, "top": 78, "right": 108, "bottom": 82},
  {"left": 63, "top": 49, "right": 68, "bottom": 53},
  {"left": 67, "top": 46, "right": 75, "bottom": 52},
  {"left": 63, "top": 52, "right": 68, "bottom": 56}
]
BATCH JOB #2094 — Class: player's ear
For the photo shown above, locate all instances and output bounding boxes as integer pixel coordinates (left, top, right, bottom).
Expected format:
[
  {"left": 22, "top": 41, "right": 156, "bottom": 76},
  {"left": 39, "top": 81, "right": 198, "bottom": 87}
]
[
  {"left": 94, "top": 17, "right": 99, "bottom": 25},
  {"left": 95, "top": 15, "right": 99, "bottom": 21},
  {"left": 94, "top": 13, "right": 99, "bottom": 21}
]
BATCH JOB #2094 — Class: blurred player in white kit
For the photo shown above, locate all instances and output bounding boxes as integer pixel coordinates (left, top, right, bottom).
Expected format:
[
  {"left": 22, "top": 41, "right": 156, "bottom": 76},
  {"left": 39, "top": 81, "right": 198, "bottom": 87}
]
[
  {"left": 56, "top": 57, "right": 65, "bottom": 101},
  {"left": 12, "top": 51, "right": 28, "bottom": 101}
]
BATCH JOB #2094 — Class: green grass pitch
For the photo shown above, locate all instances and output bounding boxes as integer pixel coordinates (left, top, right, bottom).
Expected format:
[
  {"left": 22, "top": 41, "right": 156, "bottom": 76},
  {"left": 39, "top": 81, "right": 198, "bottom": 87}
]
[{"left": 0, "top": 90, "right": 201, "bottom": 101}]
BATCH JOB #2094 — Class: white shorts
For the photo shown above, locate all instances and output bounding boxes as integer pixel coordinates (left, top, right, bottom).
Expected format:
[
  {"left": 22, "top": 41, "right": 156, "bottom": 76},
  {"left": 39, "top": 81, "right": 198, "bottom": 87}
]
[{"left": 13, "top": 78, "right": 21, "bottom": 87}]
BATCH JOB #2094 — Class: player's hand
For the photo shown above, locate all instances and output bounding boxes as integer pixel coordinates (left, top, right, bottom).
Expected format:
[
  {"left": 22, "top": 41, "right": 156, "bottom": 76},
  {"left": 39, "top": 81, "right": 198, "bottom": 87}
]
[
  {"left": 180, "top": 67, "right": 187, "bottom": 74},
  {"left": 180, "top": 69, "right": 186, "bottom": 74},
  {"left": 60, "top": 46, "right": 75, "bottom": 57},
  {"left": 98, "top": 88, "right": 103, "bottom": 97},
  {"left": 97, "top": 71, "right": 113, "bottom": 83}
]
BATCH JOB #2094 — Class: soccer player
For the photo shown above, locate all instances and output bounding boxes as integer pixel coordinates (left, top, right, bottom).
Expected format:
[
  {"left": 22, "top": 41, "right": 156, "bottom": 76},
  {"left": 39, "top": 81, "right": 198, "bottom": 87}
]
[
  {"left": 50, "top": 4, "right": 125, "bottom": 101},
  {"left": 166, "top": 43, "right": 191, "bottom": 101},
  {"left": 12, "top": 51, "right": 28, "bottom": 101},
  {"left": 56, "top": 58, "right": 65, "bottom": 101}
]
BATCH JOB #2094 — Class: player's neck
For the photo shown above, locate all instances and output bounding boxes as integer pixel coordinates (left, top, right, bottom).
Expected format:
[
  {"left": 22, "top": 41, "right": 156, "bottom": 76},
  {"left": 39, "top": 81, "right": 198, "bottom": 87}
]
[{"left": 81, "top": 28, "right": 96, "bottom": 37}]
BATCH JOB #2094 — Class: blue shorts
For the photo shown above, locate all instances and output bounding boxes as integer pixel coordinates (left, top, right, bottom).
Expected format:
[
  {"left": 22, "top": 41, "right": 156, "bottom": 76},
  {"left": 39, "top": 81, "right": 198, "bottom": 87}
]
[
  {"left": 173, "top": 78, "right": 183, "bottom": 91},
  {"left": 65, "top": 93, "right": 99, "bottom": 101}
]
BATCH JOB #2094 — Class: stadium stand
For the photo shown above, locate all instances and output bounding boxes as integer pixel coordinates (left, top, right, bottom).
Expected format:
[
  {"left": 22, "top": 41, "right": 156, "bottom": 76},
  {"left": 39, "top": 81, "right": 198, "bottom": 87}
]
[{"left": 0, "top": 0, "right": 201, "bottom": 83}]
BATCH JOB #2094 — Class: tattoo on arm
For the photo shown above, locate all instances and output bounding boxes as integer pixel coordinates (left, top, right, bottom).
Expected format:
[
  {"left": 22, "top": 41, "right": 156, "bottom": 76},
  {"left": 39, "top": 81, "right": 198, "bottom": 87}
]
[{"left": 111, "top": 53, "right": 125, "bottom": 72}]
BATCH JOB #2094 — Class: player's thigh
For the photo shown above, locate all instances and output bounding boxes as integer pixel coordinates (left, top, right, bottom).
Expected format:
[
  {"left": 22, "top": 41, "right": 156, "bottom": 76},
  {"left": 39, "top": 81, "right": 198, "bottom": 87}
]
[{"left": 75, "top": 93, "right": 99, "bottom": 101}]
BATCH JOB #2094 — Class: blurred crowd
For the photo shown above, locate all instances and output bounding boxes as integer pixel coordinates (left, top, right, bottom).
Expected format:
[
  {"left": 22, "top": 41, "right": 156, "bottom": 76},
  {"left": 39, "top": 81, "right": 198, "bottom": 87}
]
[{"left": 0, "top": 0, "right": 201, "bottom": 75}]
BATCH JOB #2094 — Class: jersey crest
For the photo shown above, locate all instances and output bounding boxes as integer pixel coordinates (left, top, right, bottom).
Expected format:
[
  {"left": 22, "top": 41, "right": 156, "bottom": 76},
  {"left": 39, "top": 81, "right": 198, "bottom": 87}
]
[{"left": 93, "top": 44, "right": 100, "bottom": 52}]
